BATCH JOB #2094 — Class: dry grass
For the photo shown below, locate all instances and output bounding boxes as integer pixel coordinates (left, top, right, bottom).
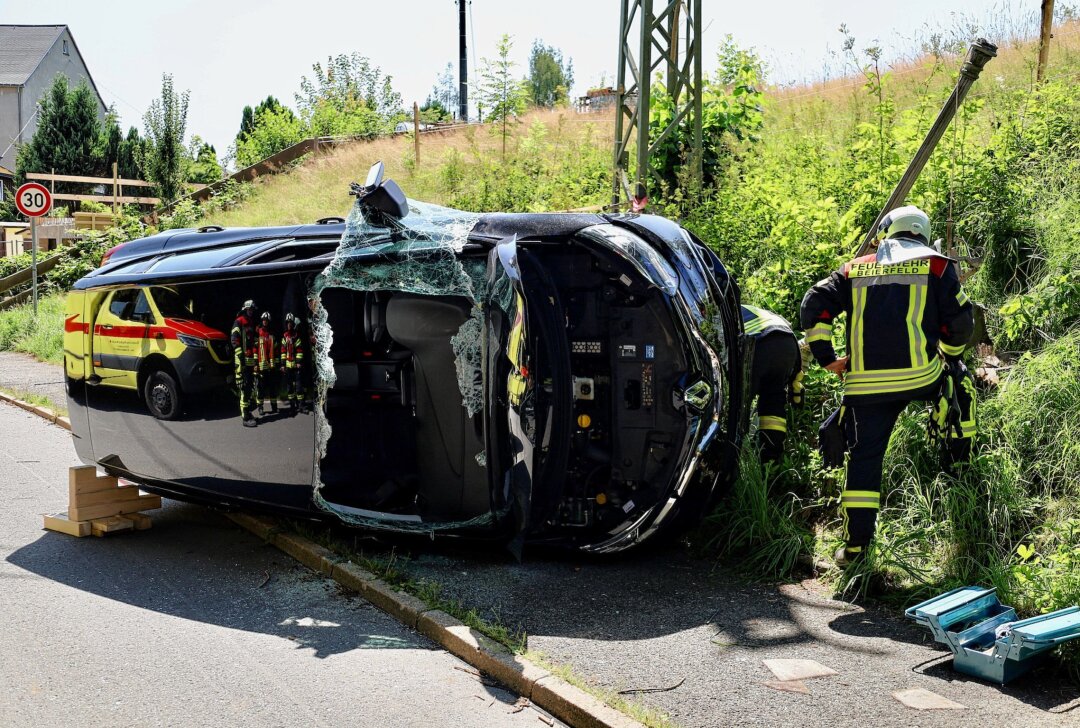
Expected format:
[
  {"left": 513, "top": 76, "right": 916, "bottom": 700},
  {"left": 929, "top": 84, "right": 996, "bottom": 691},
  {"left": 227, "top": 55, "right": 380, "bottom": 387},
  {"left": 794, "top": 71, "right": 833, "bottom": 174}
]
[{"left": 203, "top": 109, "right": 615, "bottom": 228}]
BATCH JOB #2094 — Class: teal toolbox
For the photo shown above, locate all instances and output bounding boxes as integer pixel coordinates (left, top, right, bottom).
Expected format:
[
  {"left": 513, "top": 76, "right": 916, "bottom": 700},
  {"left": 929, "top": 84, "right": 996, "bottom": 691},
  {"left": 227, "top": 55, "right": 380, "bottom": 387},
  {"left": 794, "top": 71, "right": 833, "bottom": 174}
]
[{"left": 906, "top": 586, "right": 1080, "bottom": 684}]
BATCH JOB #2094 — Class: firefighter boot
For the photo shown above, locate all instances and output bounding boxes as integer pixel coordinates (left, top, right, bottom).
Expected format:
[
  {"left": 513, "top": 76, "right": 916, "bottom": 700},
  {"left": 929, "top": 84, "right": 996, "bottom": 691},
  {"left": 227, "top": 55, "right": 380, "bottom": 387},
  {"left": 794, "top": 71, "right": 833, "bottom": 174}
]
[
  {"left": 834, "top": 545, "right": 865, "bottom": 568},
  {"left": 243, "top": 412, "right": 257, "bottom": 428}
]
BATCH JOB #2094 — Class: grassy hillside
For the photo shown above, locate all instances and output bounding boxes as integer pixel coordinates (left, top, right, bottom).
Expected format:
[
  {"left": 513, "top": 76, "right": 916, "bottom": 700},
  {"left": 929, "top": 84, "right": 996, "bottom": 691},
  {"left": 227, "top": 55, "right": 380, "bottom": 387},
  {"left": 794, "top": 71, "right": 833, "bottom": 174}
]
[{"left": 201, "top": 110, "right": 614, "bottom": 227}]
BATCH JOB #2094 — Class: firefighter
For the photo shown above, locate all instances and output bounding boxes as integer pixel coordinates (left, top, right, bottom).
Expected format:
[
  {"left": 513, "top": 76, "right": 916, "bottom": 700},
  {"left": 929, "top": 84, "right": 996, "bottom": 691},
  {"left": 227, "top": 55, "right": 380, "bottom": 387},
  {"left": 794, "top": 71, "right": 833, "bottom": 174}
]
[
  {"left": 231, "top": 299, "right": 259, "bottom": 427},
  {"left": 281, "top": 312, "right": 307, "bottom": 415},
  {"left": 256, "top": 311, "right": 278, "bottom": 415},
  {"left": 800, "top": 206, "right": 974, "bottom": 567},
  {"left": 742, "top": 304, "right": 803, "bottom": 462}
]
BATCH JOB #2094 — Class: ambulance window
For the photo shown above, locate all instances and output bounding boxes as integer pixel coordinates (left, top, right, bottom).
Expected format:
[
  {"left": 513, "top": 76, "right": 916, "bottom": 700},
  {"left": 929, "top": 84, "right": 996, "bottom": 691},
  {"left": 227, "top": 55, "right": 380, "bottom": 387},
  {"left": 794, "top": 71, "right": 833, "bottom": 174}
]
[
  {"left": 131, "top": 291, "right": 153, "bottom": 322},
  {"left": 108, "top": 289, "right": 139, "bottom": 318}
]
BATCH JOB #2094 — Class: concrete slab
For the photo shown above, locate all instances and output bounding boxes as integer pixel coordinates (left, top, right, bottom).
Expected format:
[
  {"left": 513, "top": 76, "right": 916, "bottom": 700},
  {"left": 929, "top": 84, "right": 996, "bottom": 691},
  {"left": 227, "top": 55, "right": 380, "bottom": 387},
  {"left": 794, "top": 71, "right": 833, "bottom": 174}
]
[
  {"left": 894, "top": 688, "right": 968, "bottom": 710},
  {"left": 763, "top": 658, "right": 840, "bottom": 682}
]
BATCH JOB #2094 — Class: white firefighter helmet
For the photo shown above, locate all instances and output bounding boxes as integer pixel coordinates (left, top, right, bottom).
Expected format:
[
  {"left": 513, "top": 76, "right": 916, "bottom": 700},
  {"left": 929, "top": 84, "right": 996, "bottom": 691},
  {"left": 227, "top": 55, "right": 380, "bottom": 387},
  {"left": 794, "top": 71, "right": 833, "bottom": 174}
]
[
  {"left": 243, "top": 299, "right": 256, "bottom": 310},
  {"left": 261, "top": 311, "right": 271, "bottom": 321},
  {"left": 285, "top": 312, "right": 295, "bottom": 325},
  {"left": 877, "top": 205, "right": 931, "bottom": 241}
]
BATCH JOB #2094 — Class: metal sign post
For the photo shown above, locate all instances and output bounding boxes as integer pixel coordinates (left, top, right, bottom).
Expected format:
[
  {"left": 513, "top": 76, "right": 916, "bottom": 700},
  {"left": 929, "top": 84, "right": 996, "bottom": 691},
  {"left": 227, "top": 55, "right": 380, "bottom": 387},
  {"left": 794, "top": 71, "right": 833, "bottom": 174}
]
[
  {"left": 31, "top": 216, "right": 37, "bottom": 313},
  {"left": 14, "top": 182, "right": 53, "bottom": 315}
]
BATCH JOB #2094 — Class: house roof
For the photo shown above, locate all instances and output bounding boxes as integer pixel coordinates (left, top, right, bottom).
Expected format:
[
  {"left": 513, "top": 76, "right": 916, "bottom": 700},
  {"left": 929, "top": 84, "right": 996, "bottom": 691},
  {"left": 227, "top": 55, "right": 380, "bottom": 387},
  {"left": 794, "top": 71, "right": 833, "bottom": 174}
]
[{"left": 0, "top": 25, "right": 65, "bottom": 86}]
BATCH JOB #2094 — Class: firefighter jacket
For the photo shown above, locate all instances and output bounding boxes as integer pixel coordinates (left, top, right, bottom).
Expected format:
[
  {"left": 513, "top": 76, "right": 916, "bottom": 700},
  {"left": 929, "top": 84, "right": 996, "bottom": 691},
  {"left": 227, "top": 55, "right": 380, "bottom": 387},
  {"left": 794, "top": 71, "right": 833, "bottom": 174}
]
[
  {"left": 230, "top": 313, "right": 257, "bottom": 367},
  {"left": 256, "top": 325, "right": 277, "bottom": 370},
  {"left": 742, "top": 305, "right": 805, "bottom": 402},
  {"left": 281, "top": 328, "right": 304, "bottom": 369},
  {"left": 741, "top": 304, "right": 793, "bottom": 338},
  {"left": 800, "top": 237, "right": 974, "bottom": 404}
]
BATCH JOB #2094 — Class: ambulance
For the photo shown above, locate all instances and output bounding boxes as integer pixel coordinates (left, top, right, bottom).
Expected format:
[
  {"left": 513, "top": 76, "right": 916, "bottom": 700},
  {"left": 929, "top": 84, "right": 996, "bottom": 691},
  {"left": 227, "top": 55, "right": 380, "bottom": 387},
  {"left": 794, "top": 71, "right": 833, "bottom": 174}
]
[{"left": 64, "top": 285, "right": 231, "bottom": 419}]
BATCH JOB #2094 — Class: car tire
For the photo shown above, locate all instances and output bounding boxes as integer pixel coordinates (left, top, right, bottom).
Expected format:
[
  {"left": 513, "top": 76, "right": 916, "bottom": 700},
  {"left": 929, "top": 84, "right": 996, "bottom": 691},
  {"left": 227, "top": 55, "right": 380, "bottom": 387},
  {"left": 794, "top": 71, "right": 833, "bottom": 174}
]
[{"left": 144, "top": 368, "right": 183, "bottom": 420}]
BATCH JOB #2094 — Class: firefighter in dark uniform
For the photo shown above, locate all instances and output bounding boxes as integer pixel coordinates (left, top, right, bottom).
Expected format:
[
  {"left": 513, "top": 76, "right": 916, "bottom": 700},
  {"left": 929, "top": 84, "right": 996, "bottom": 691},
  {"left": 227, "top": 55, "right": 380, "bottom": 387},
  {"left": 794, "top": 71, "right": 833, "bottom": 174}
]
[
  {"left": 742, "top": 304, "right": 804, "bottom": 462},
  {"left": 256, "top": 311, "right": 278, "bottom": 415},
  {"left": 800, "top": 206, "right": 974, "bottom": 566},
  {"left": 281, "top": 312, "right": 307, "bottom": 415},
  {"left": 231, "top": 299, "right": 259, "bottom": 427}
]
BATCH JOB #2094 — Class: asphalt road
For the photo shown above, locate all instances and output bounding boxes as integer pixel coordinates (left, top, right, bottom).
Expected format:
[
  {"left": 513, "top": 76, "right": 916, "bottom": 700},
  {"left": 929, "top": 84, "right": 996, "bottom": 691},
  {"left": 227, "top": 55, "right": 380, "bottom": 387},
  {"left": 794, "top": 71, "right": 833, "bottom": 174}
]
[
  {"left": 0, "top": 402, "right": 559, "bottom": 728},
  {"left": 400, "top": 545, "right": 1080, "bottom": 728}
]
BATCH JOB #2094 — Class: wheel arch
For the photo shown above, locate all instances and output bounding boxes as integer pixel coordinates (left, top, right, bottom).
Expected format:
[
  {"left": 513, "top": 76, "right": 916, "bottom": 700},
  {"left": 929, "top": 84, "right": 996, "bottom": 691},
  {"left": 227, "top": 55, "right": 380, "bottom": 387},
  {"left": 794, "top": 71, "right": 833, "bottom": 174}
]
[{"left": 137, "top": 353, "right": 181, "bottom": 394}]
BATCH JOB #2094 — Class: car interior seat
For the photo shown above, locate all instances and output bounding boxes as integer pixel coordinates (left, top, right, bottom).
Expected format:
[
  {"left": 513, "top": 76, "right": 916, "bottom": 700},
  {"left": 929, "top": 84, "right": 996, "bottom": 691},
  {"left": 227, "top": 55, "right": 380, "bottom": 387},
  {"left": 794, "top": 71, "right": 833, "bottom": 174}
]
[{"left": 385, "top": 293, "right": 489, "bottom": 518}]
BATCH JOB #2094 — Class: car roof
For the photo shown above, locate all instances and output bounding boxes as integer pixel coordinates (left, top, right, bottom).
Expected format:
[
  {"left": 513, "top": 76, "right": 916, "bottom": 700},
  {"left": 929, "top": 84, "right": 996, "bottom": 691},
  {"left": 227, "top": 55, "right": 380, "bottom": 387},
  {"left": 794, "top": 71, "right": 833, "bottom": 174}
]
[{"left": 107, "top": 222, "right": 347, "bottom": 266}]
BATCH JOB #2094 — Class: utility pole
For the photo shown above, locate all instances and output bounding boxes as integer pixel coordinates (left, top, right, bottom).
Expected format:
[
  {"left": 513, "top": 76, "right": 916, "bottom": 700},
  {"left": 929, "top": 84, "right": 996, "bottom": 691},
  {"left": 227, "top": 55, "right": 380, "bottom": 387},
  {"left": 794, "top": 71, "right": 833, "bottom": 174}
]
[
  {"left": 458, "top": 0, "right": 469, "bottom": 121},
  {"left": 1037, "top": 0, "right": 1055, "bottom": 83},
  {"left": 612, "top": 0, "right": 702, "bottom": 207}
]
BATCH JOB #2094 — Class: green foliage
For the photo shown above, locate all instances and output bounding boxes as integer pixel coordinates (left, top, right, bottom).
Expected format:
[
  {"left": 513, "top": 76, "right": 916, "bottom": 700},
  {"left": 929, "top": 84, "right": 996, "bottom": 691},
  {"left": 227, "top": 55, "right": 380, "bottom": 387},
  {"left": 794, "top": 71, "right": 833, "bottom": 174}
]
[
  {"left": 527, "top": 39, "right": 573, "bottom": 108},
  {"left": 139, "top": 74, "right": 191, "bottom": 203},
  {"left": 478, "top": 35, "right": 530, "bottom": 159},
  {"left": 16, "top": 76, "right": 104, "bottom": 185},
  {"left": 648, "top": 35, "right": 765, "bottom": 196},
  {"left": 419, "top": 98, "right": 452, "bottom": 124},
  {"left": 188, "top": 138, "right": 223, "bottom": 184},
  {"left": 295, "top": 53, "right": 404, "bottom": 138},
  {"left": 234, "top": 106, "right": 304, "bottom": 168}
]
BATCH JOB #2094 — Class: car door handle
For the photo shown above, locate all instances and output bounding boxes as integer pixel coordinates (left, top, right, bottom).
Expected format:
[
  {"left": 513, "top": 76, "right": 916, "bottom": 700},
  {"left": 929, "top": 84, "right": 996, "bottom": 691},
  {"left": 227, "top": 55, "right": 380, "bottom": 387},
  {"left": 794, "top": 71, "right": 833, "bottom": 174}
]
[{"left": 101, "top": 324, "right": 113, "bottom": 330}]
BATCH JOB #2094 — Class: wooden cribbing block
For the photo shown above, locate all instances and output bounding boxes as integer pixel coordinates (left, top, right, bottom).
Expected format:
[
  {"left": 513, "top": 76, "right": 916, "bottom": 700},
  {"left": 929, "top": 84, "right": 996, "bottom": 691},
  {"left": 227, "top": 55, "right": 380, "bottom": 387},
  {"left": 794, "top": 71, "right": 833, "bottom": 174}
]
[
  {"left": 119, "top": 512, "right": 153, "bottom": 530},
  {"left": 43, "top": 512, "right": 91, "bottom": 537},
  {"left": 69, "top": 494, "right": 161, "bottom": 523},
  {"left": 91, "top": 516, "right": 134, "bottom": 537},
  {"left": 68, "top": 465, "right": 120, "bottom": 498},
  {"left": 71, "top": 484, "right": 147, "bottom": 508}
]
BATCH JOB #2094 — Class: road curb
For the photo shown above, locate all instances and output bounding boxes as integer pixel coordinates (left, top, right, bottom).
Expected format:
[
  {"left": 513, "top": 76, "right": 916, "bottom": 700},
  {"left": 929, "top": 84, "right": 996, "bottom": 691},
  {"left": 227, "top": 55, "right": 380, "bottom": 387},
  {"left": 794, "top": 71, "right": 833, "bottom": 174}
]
[
  {"left": 225, "top": 512, "right": 645, "bottom": 728},
  {"left": 0, "top": 389, "right": 71, "bottom": 431}
]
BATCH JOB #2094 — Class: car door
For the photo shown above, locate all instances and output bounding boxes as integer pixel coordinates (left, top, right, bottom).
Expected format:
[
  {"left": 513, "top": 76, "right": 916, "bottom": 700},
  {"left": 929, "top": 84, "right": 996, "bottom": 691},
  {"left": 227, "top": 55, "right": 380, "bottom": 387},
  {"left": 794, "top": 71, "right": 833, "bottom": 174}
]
[{"left": 93, "top": 288, "right": 150, "bottom": 390}]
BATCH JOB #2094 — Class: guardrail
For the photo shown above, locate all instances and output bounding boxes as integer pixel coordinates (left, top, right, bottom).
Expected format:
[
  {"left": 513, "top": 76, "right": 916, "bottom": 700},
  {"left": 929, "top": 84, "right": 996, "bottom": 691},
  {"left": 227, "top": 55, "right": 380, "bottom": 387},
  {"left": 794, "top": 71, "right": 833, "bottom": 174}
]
[{"left": 0, "top": 253, "right": 63, "bottom": 310}]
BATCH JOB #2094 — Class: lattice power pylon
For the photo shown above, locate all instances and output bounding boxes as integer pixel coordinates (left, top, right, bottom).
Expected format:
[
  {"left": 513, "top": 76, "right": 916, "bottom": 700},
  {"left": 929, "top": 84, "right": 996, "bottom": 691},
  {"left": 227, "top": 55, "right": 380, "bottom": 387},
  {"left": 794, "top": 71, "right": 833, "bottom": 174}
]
[{"left": 612, "top": 0, "right": 703, "bottom": 207}]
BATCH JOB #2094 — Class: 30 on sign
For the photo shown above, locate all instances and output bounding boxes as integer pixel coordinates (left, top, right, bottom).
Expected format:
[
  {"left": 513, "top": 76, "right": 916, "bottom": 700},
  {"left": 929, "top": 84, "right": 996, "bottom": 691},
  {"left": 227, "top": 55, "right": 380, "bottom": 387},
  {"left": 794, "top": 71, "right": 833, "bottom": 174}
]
[{"left": 15, "top": 182, "right": 52, "bottom": 217}]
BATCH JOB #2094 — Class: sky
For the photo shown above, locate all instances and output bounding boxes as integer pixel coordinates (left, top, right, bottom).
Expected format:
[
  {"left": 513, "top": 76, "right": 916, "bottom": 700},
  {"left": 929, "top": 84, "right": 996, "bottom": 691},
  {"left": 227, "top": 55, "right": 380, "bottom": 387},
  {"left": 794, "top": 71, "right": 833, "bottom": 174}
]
[{"left": 4, "top": 0, "right": 1042, "bottom": 158}]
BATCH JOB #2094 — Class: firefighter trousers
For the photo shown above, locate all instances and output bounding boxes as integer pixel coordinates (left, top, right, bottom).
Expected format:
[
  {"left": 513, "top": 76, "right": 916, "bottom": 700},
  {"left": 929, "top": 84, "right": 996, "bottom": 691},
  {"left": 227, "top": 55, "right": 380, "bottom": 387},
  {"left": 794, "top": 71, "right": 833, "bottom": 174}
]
[
  {"left": 841, "top": 381, "right": 935, "bottom": 548},
  {"left": 234, "top": 356, "right": 257, "bottom": 417},
  {"left": 750, "top": 332, "right": 799, "bottom": 462},
  {"left": 284, "top": 365, "right": 303, "bottom": 404}
]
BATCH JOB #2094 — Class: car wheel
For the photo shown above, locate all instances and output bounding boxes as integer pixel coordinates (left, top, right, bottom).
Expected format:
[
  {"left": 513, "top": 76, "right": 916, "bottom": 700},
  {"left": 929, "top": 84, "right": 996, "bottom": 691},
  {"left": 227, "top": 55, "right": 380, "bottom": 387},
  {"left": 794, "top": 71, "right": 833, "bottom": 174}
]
[{"left": 144, "top": 369, "right": 182, "bottom": 420}]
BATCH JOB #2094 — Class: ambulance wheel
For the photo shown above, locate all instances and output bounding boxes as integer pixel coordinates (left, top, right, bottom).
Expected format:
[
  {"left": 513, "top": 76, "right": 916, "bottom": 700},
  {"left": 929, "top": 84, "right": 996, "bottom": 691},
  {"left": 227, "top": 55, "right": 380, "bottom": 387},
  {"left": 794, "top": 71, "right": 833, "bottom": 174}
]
[{"left": 144, "top": 369, "right": 182, "bottom": 420}]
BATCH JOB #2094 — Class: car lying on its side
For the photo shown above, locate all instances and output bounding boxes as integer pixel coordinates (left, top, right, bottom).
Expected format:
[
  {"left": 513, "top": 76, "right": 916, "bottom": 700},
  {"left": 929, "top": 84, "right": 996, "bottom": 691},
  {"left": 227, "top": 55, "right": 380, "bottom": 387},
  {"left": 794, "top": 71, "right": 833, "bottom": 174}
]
[{"left": 64, "top": 164, "right": 748, "bottom": 554}]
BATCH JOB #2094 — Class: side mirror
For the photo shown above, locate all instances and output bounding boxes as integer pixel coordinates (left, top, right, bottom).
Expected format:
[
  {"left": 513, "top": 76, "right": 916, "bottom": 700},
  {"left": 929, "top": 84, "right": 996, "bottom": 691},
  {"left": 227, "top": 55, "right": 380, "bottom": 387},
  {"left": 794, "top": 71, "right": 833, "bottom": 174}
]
[{"left": 348, "top": 161, "right": 408, "bottom": 222}]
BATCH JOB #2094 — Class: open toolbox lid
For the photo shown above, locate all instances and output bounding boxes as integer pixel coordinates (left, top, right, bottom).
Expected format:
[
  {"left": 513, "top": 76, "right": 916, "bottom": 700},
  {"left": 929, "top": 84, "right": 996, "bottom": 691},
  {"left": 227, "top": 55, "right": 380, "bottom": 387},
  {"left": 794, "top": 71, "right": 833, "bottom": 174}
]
[
  {"left": 1005, "top": 606, "right": 1080, "bottom": 654},
  {"left": 905, "top": 587, "right": 998, "bottom": 631}
]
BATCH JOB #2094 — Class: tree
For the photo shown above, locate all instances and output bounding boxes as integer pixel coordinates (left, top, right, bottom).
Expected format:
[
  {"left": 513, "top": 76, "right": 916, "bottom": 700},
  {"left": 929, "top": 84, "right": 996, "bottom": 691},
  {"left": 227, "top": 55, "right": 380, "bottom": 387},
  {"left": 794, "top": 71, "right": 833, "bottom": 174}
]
[
  {"left": 139, "top": 74, "right": 190, "bottom": 202},
  {"left": 431, "top": 61, "right": 458, "bottom": 116},
  {"left": 188, "top": 137, "right": 223, "bottom": 184},
  {"left": 117, "top": 127, "right": 143, "bottom": 180},
  {"left": 420, "top": 97, "right": 452, "bottom": 124},
  {"left": 236, "top": 95, "right": 290, "bottom": 144},
  {"left": 478, "top": 35, "right": 529, "bottom": 159},
  {"left": 15, "top": 75, "right": 104, "bottom": 182},
  {"left": 527, "top": 40, "right": 573, "bottom": 108},
  {"left": 295, "top": 54, "right": 404, "bottom": 138},
  {"left": 234, "top": 105, "right": 304, "bottom": 168}
]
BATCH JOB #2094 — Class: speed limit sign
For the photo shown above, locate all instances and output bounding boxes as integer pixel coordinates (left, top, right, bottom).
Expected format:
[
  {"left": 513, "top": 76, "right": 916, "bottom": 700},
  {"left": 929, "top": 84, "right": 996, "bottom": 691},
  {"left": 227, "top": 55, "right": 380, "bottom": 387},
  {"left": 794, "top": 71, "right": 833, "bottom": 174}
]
[{"left": 15, "top": 182, "right": 52, "bottom": 217}]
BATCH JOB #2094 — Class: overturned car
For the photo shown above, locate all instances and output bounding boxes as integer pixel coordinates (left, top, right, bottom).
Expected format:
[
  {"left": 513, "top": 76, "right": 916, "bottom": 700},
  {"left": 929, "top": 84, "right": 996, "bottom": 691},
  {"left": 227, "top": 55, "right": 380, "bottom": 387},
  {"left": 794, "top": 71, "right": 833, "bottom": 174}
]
[{"left": 64, "top": 165, "right": 749, "bottom": 553}]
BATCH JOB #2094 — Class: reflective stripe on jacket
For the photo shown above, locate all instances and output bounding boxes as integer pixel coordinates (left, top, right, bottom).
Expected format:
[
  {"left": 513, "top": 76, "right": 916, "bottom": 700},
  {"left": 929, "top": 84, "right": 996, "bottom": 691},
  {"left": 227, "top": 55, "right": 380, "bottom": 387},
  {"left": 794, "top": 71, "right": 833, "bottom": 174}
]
[
  {"left": 281, "top": 329, "right": 304, "bottom": 368},
  {"left": 256, "top": 326, "right": 276, "bottom": 370},
  {"left": 799, "top": 238, "right": 974, "bottom": 404},
  {"left": 230, "top": 313, "right": 256, "bottom": 367}
]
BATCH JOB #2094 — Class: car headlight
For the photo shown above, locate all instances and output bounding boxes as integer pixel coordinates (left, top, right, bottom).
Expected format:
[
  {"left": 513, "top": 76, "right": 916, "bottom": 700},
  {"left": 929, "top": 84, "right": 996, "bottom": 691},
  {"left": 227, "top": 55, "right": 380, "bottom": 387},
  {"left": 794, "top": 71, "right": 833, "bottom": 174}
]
[{"left": 177, "top": 333, "right": 207, "bottom": 348}]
